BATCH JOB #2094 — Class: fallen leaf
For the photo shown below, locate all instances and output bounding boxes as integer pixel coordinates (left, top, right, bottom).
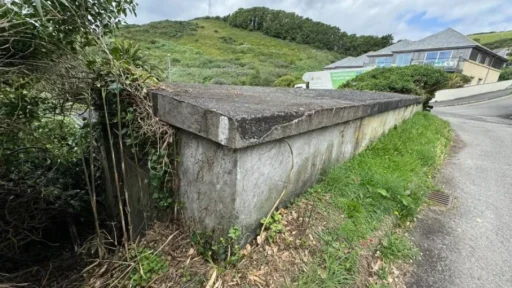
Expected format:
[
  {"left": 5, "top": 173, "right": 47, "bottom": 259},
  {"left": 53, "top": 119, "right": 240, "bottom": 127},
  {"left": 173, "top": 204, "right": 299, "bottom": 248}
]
[
  {"left": 206, "top": 269, "right": 217, "bottom": 288},
  {"left": 318, "top": 268, "right": 327, "bottom": 279},
  {"left": 373, "top": 259, "right": 383, "bottom": 271},
  {"left": 257, "top": 232, "right": 267, "bottom": 245},
  {"left": 249, "top": 275, "right": 265, "bottom": 285}
]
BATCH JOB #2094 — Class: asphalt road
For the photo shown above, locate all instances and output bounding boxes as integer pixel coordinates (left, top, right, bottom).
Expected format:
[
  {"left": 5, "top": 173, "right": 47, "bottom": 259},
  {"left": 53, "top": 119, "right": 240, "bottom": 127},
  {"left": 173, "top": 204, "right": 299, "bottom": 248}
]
[{"left": 407, "top": 95, "right": 512, "bottom": 288}]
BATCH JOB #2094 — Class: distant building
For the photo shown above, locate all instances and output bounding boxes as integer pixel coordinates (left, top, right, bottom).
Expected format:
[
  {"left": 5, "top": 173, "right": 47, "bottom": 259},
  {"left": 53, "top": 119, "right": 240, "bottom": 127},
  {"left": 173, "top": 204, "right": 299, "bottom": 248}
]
[
  {"left": 325, "top": 28, "right": 509, "bottom": 86},
  {"left": 492, "top": 48, "right": 510, "bottom": 59}
]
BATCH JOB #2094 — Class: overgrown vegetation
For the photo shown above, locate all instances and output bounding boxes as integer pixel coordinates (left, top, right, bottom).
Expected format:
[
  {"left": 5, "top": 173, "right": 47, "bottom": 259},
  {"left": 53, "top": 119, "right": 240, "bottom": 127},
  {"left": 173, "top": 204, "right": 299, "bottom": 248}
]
[
  {"left": 499, "top": 67, "right": 512, "bottom": 81},
  {"left": 227, "top": 7, "right": 394, "bottom": 56},
  {"left": 297, "top": 112, "right": 452, "bottom": 286},
  {"left": 1, "top": 0, "right": 178, "bottom": 285},
  {"left": 260, "top": 211, "right": 285, "bottom": 242},
  {"left": 340, "top": 66, "right": 471, "bottom": 108},
  {"left": 129, "top": 247, "right": 169, "bottom": 287},
  {"left": 117, "top": 19, "right": 338, "bottom": 86},
  {"left": 191, "top": 226, "right": 242, "bottom": 266}
]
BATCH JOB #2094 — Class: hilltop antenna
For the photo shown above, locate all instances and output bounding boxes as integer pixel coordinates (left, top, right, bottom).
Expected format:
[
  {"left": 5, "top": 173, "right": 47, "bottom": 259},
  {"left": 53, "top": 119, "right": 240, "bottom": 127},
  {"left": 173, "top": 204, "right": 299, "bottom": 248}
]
[{"left": 208, "top": 0, "right": 212, "bottom": 16}]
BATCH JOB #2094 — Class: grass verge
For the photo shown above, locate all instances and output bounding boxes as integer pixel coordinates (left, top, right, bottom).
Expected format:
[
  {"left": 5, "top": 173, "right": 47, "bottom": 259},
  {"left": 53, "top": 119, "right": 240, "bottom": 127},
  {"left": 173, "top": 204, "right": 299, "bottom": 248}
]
[{"left": 297, "top": 112, "right": 451, "bottom": 287}]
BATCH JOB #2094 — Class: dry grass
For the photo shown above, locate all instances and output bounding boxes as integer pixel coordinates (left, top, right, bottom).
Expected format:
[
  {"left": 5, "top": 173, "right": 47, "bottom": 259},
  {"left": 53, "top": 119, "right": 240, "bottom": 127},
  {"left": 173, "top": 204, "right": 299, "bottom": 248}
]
[{"left": 80, "top": 196, "right": 333, "bottom": 287}]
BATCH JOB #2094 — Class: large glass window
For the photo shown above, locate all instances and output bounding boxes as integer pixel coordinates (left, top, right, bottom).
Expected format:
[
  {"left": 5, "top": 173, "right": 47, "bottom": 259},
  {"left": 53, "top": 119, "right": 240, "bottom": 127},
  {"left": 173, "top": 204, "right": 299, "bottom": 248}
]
[
  {"left": 438, "top": 51, "right": 452, "bottom": 61},
  {"left": 424, "top": 50, "right": 453, "bottom": 66},
  {"left": 376, "top": 56, "right": 393, "bottom": 67},
  {"left": 396, "top": 53, "right": 413, "bottom": 66}
]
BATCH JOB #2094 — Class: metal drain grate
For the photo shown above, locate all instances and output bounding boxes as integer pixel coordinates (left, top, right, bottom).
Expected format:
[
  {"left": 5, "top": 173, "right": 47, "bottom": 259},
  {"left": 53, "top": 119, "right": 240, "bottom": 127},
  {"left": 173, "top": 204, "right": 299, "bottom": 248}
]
[{"left": 427, "top": 192, "right": 453, "bottom": 208}]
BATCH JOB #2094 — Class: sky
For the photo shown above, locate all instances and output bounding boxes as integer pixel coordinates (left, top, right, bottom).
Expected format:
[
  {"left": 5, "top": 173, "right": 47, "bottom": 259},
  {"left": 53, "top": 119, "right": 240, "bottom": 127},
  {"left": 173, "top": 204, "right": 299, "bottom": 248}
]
[{"left": 126, "top": 0, "right": 512, "bottom": 40}]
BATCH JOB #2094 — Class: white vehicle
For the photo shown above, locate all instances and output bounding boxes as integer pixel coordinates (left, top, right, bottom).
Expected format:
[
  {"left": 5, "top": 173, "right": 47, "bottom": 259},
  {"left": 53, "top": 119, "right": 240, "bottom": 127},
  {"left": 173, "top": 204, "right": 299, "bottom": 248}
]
[{"left": 302, "top": 67, "right": 374, "bottom": 89}]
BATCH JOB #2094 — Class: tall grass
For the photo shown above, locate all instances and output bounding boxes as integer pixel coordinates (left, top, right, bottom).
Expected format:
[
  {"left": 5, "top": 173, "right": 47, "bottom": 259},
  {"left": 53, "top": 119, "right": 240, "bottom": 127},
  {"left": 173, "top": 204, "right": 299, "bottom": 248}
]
[{"left": 298, "top": 112, "right": 452, "bottom": 286}]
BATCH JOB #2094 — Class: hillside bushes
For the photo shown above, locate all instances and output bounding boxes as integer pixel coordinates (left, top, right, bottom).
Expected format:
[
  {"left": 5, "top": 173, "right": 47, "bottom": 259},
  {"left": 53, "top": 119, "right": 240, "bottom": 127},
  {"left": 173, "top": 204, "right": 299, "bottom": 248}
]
[
  {"left": 482, "top": 38, "right": 512, "bottom": 50},
  {"left": 340, "top": 66, "right": 450, "bottom": 108},
  {"left": 499, "top": 68, "right": 512, "bottom": 81},
  {"left": 273, "top": 75, "right": 302, "bottom": 87},
  {"left": 227, "top": 7, "right": 393, "bottom": 56}
]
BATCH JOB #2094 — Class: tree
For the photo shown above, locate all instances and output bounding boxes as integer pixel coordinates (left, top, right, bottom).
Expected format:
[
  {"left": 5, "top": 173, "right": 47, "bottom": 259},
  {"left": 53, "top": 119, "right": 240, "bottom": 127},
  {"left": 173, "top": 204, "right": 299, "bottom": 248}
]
[
  {"left": 227, "top": 7, "right": 393, "bottom": 56},
  {"left": 1, "top": 0, "right": 136, "bottom": 71}
]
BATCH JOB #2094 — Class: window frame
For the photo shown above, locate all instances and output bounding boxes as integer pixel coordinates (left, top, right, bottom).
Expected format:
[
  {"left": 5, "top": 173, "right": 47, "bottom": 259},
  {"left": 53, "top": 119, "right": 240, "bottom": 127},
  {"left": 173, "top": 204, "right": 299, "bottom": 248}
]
[
  {"left": 375, "top": 56, "right": 393, "bottom": 67},
  {"left": 396, "top": 53, "right": 413, "bottom": 67},
  {"left": 424, "top": 50, "right": 454, "bottom": 65},
  {"left": 476, "top": 53, "right": 482, "bottom": 63}
]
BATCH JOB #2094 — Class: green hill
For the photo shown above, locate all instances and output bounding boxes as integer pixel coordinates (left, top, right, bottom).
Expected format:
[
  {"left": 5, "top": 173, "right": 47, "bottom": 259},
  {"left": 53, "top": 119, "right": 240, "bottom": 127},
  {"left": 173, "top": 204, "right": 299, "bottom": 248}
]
[
  {"left": 469, "top": 31, "right": 512, "bottom": 50},
  {"left": 469, "top": 31, "right": 512, "bottom": 44},
  {"left": 116, "top": 19, "right": 339, "bottom": 86}
]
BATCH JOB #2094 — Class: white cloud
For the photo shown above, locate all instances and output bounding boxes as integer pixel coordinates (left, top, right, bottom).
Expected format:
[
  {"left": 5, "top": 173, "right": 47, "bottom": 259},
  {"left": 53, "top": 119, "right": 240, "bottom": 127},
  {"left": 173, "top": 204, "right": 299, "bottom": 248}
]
[{"left": 127, "top": 0, "right": 512, "bottom": 40}]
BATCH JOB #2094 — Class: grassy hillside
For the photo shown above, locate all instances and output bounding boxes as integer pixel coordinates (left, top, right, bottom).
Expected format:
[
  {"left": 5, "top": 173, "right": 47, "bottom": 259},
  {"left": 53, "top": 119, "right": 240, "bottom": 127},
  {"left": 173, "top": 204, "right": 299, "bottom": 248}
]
[
  {"left": 469, "top": 30, "right": 512, "bottom": 45},
  {"left": 116, "top": 19, "right": 339, "bottom": 86}
]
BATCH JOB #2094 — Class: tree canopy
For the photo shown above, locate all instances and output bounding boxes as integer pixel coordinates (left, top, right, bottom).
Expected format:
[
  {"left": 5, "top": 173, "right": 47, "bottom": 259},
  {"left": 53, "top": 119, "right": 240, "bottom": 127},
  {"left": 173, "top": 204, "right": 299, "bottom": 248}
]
[{"left": 227, "top": 7, "right": 393, "bottom": 56}]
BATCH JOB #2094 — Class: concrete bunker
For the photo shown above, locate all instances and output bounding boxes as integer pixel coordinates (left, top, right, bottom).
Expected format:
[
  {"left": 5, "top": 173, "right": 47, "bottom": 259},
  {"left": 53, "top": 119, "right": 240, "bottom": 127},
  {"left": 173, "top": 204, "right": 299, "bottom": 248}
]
[{"left": 151, "top": 83, "right": 422, "bottom": 237}]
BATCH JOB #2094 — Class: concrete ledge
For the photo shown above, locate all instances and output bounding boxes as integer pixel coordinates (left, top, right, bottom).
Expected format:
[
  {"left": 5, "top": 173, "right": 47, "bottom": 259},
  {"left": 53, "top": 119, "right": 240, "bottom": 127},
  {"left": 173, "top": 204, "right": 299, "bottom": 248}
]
[
  {"left": 433, "top": 89, "right": 512, "bottom": 107},
  {"left": 434, "top": 80, "right": 512, "bottom": 102},
  {"left": 152, "top": 83, "right": 422, "bottom": 237},
  {"left": 152, "top": 84, "right": 421, "bottom": 148}
]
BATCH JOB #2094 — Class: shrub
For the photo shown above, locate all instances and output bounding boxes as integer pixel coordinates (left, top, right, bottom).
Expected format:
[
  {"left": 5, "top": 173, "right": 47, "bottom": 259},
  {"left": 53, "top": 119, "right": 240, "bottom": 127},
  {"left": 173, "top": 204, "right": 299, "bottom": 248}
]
[
  {"left": 273, "top": 75, "right": 301, "bottom": 87},
  {"left": 218, "top": 36, "right": 237, "bottom": 45},
  {"left": 446, "top": 73, "right": 472, "bottom": 88},
  {"left": 340, "top": 65, "right": 450, "bottom": 108},
  {"left": 499, "top": 67, "right": 512, "bottom": 81}
]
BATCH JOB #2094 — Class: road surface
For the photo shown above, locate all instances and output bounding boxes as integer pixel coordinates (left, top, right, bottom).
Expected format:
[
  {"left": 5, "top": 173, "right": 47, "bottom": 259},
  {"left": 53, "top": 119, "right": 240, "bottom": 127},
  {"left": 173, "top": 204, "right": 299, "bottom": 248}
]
[{"left": 407, "top": 95, "right": 512, "bottom": 288}]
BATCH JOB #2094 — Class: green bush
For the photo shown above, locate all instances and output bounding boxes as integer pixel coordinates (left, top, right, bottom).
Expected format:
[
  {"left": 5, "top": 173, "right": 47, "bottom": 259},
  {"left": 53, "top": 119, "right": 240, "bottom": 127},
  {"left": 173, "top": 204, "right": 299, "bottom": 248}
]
[
  {"left": 447, "top": 73, "right": 472, "bottom": 88},
  {"left": 340, "top": 65, "right": 450, "bottom": 108},
  {"left": 499, "top": 67, "right": 512, "bottom": 81},
  {"left": 273, "top": 75, "right": 301, "bottom": 87}
]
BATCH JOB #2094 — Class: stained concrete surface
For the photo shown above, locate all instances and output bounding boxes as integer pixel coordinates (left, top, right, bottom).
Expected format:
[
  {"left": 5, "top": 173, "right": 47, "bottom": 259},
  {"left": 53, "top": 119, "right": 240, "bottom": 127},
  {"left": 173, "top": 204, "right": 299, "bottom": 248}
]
[
  {"left": 407, "top": 95, "right": 512, "bottom": 288},
  {"left": 152, "top": 83, "right": 420, "bottom": 148},
  {"left": 177, "top": 104, "right": 421, "bottom": 237}
]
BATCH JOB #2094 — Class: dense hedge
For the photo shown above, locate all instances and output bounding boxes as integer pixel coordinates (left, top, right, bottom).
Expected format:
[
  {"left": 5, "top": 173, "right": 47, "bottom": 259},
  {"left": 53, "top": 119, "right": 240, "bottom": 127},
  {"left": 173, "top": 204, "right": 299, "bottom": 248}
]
[
  {"left": 340, "top": 66, "right": 451, "bottom": 107},
  {"left": 499, "top": 68, "right": 512, "bottom": 81},
  {"left": 227, "top": 7, "right": 393, "bottom": 56}
]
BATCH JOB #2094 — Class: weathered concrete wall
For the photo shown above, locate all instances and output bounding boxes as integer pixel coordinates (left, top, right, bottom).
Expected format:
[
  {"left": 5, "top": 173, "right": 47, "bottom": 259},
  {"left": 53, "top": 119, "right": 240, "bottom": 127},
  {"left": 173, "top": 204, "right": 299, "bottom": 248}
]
[
  {"left": 461, "top": 60, "right": 501, "bottom": 85},
  {"left": 434, "top": 79, "right": 512, "bottom": 102},
  {"left": 152, "top": 84, "right": 422, "bottom": 237}
]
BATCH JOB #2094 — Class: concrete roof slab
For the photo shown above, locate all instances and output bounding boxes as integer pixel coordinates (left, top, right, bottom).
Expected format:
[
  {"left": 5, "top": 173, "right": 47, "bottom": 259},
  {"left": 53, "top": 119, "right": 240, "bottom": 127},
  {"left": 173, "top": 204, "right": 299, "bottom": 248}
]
[{"left": 152, "top": 83, "right": 421, "bottom": 148}]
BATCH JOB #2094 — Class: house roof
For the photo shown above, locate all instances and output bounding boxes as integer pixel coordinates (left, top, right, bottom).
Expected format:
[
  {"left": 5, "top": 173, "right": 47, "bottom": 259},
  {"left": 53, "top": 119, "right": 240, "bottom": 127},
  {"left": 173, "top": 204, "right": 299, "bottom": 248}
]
[
  {"left": 392, "top": 28, "right": 508, "bottom": 61},
  {"left": 493, "top": 48, "right": 510, "bottom": 58},
  {"left": 367, "top": 40, "right": 413, "bottom": 56},
  {"left": 324, "top": 28, "right": 508, "bottom": 69},
  {"left": 324, "top": 53, "right": 370, "bottom": 69}
]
